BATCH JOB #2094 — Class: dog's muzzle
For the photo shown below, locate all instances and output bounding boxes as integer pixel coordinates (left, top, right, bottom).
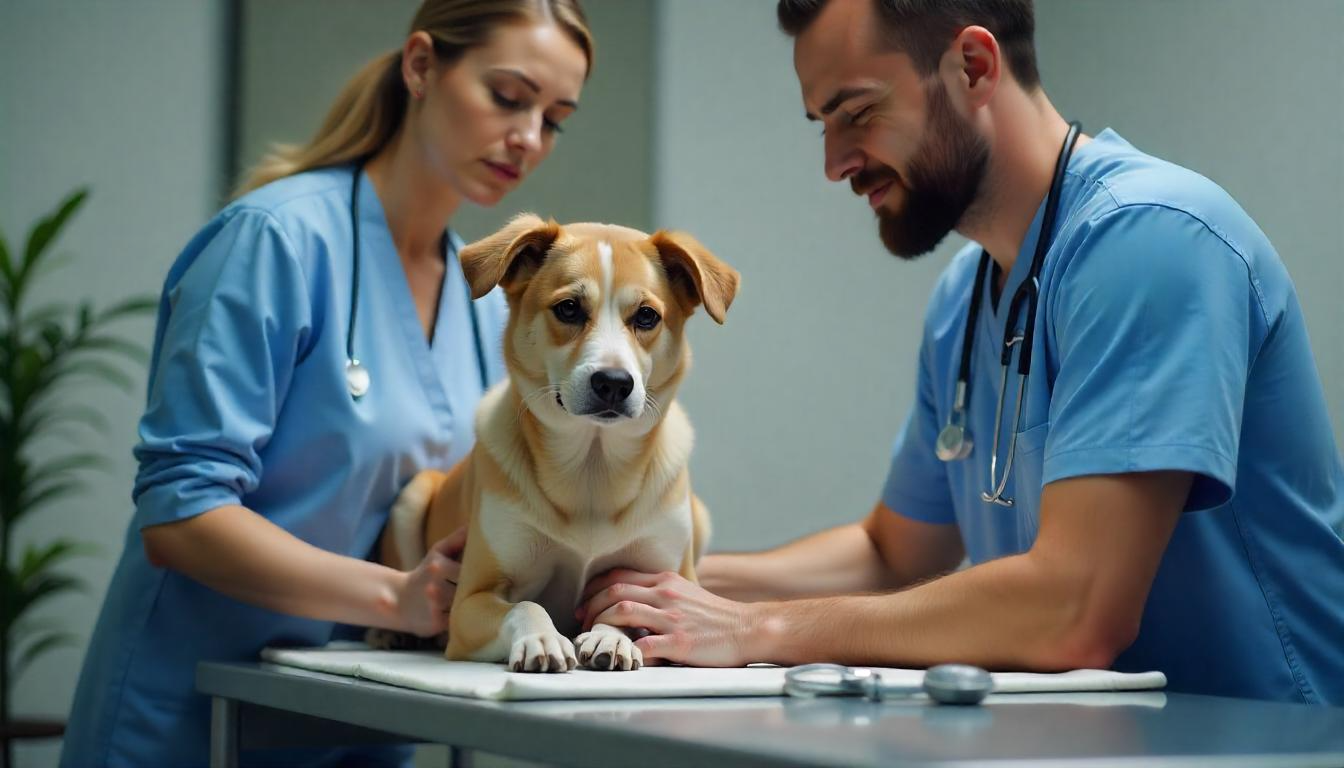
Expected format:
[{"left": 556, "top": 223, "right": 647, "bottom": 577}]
[{"left": 580, "top": 367, "right": 635, "bottom": 420}]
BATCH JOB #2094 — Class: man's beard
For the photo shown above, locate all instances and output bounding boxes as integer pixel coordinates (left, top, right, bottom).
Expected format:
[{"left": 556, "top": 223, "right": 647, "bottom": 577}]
[{"left": 859, "top": 83, "right": 990, "bottom": 259}]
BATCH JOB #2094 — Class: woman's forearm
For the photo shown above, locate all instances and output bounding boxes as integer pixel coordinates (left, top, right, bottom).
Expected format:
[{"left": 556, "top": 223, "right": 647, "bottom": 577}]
[
  {"left": 141, "top": 504, "right": 410, "bottom": 631},
  {"left": 699, "top": 522, "right": 899, "bottom": 602}
]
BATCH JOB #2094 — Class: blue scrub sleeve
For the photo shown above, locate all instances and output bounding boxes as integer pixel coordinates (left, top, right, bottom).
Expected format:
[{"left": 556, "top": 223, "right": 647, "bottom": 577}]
[
  {"left": 132, "top": 208, "right": 313, "bottom": 527},
  {"left": 1043, "top": 205, "right": 1256, "bottom": 510},
  {"left": 881, "top": 332, "right": 956, "bottom": 523}
]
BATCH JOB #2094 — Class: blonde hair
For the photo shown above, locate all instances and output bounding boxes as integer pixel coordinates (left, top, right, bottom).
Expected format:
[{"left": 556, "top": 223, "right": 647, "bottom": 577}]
[{"left": 236, "top": 0, "right": 594, "bottom": 196}]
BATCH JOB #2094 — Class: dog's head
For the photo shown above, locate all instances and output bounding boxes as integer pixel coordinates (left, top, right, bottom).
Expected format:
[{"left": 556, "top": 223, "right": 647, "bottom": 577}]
[{"left": 461, "top": 214, "right": 739, "bottom": 427}]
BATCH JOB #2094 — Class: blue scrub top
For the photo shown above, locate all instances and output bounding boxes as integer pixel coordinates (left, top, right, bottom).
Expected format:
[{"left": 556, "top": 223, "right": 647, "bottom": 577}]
[
  {"left": 881, "top": 130, "right": 1344, "bottom": 705},
  {"left": 62, "top": 165, "right": 508, "bottom": 767}
]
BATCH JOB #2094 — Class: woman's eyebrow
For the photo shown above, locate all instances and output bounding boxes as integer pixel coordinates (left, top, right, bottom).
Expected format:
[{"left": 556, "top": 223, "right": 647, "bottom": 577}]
[{"left": 490, "top": 67, "right": 578, "bottom": 109}]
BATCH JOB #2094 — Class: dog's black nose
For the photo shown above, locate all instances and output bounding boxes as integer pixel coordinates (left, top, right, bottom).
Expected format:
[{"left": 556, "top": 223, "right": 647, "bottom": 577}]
[{"left": 590, "top": 368, "right": 634, "bottom": 406}]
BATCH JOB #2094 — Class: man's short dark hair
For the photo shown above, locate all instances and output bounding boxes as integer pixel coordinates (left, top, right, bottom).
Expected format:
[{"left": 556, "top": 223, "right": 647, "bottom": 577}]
[{"left": 777, "top": 0, "right": 1040, "bottom": 90}]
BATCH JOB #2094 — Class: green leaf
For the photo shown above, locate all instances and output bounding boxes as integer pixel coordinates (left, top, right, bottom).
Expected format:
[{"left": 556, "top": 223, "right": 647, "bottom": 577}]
[
  {"left": 3, "top": 572, "right": 87, "bottom": 630},
  {"left": 31, "top": 249, "right": 78, "bottom": 283},
  {"left": 13, "top": 631, "right": 79, "bottom": 679},
  {"left": 94, "top": 295, "right": 157, "bottom": 324},
  {"left": 4, "top": 455, "right": 107, "bottom": 526},
  {"left": 70, "top": 334, "right": 149, "bottom": 364},
  {"left": 23, "top": 189, "right": 88, "bottom": 274},
  {"left": 39, "top": 322, "right": 67, "bottom": 352},
  {"left": 0, "top": 223, "right": 12, "bottom": 285},
  {"left": 13, "top": 402, "right": 110, "bottom": 445},
  {"left": 25, "top": 452, "right": 107, "bottom": 483},
  {"left": 18, "top": 478, "right": 87, "bottom": 515},
  {"left": 18, "top": 300, "right": 75, "bottom": 329},
  {"left": 17, "top": 540, "right": 95, "bottom": 580},
  {"left": 10, "top": 615, "right": 66, "bottom": 644},
  {"left": 52, "top": 358, "right": 135, "bottom": 392}
]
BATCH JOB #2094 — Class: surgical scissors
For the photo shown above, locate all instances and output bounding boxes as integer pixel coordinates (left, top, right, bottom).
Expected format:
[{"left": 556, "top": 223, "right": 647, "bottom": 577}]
[{"left": 783, "top": 663, "right": 993, "bottom": 705}]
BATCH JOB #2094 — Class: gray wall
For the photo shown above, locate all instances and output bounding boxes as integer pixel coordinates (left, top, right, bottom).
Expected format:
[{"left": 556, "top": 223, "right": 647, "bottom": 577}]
[
  {"left": 0, "top": 2, "right": 227, "bottom": 767},
  {"left": 656, "top": 0, "right": 950, "bottom": 550},
  {"left": 661, "top": 0, "right": 1344, "bottom": 553}
]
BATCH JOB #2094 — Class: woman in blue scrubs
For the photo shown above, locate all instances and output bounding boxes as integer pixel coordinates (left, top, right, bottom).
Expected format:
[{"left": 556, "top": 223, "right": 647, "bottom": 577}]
[{"left": 61, "top": 2, "right": 593, "bottom": 765}]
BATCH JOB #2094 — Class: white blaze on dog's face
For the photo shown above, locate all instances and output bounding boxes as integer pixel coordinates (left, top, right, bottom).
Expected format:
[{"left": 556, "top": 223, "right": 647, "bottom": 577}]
[
  {"left": 460, "top": 215, "right": 738, "bottom": 428},
  {"left": 535, "top": 230, "right": 667, "bottom": 423}
]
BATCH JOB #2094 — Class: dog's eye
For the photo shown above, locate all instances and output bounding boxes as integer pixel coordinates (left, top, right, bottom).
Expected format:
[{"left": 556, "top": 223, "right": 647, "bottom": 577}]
[
  {"left": 633, "top": 306, "right": 661, "bottom": 331},
  {"left": 552, "top": 299, "right": 585, "bottom": 325}
]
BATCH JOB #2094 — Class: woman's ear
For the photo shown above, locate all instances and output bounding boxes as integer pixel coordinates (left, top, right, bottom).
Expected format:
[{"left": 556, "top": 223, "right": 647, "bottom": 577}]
[
  {"left": 648, "top": 231, "right": 740, "bottom": 324},
  {"left": 401, "top": 30, "right": 436, "bottom": 98},
  {"left": 459, "top": 213, "right": 563, "bottom": 298}
]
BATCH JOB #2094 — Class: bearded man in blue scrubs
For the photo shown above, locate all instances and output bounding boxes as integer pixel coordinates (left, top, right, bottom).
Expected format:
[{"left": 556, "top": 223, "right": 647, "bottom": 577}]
[{"left": 579, "top": 0, "right": 1344, "bottom": 704}]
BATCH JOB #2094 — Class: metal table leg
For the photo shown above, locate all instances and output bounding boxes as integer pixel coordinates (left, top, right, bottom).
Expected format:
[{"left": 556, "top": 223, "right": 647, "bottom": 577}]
[{"left": 210, "top": 697, "right": 239, "bottom": 768}]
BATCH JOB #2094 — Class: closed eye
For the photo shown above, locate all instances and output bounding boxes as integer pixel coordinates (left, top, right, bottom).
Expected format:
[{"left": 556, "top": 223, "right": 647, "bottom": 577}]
[
  {"left": 491, "top": 89, "right": 522, "bottom": 110},
  {"left": 492, "top": 90, "right": 565, "bottom": 135},
  {"left": 849, "top": 104, "right": 874, "bottom": 125},
  {"left": 821, "top": 105, "right": 875, "bottom": 137}
]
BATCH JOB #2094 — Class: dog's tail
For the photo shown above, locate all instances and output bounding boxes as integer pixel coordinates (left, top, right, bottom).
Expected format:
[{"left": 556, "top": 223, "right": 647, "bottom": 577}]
[{"left": 386, "top": 470, "right": 446, "bottom": 569}]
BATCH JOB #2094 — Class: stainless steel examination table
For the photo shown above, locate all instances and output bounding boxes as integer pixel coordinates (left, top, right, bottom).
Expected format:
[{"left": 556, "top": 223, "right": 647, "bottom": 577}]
[{"left": 198, "top": 661, "right": 1344, "bottom": 767}]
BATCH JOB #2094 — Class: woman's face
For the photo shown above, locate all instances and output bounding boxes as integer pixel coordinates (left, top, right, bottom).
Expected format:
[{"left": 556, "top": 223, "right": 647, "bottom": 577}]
[{"left": 411, "top": 21, "right": 588, "bottom": 206}]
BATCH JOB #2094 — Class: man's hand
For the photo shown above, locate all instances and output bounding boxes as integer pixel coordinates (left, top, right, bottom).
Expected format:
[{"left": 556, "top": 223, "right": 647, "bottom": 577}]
[
  {"left": 578, "top": 569, "right": 760, "bottom": 667},
  {"left": 395, "top": 527, "right": 467, "bottom": 637}
]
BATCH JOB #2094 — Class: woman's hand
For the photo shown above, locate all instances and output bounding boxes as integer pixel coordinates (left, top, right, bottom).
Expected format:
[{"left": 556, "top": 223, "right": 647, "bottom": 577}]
[
  {"left": 395, "top": 527, "right": 467, "bottom": 637},
  {"left": 576, "top": 569, "right": 762, "bottom": 667}
]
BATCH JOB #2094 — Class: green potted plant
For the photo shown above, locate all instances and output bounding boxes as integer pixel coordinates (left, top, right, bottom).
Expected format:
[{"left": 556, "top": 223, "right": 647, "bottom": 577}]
[{"left": 0, "top": 188, "right": 156, "bottom": 767}]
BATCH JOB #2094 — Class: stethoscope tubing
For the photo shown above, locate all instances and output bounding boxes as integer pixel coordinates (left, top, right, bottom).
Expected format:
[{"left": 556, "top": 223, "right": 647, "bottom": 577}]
[
  {"left": 938, "top": 122, "right": 1083, "bottom": 508},
  {"left": 347, "top": 161, "right": 489, "bottom": 400}
]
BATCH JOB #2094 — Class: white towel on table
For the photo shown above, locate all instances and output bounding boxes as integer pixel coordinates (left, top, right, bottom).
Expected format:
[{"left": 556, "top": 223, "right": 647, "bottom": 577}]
[{"left": 260, "top": 643, "right": 1166, "bottom": 702}]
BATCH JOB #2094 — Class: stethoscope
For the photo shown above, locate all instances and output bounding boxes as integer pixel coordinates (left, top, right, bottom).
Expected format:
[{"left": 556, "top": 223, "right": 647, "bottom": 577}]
[
  {"left": 934, "top": 121, "right": 1082, "bottom": 508},
  {"left": 345, "top": 162, "right": 490, "bottom": 400},
  {"left": 784, "top": 663, "right": 993, "bottom": 705}
]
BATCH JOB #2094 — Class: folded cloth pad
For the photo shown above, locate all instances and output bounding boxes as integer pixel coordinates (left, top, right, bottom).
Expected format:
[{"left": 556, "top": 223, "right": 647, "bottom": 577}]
[{"left": 260, "top": 644, "right": 1166, "bottom": 702}]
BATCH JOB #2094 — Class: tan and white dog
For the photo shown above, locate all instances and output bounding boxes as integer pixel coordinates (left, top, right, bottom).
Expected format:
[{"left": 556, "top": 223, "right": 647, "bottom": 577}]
[{"left": 377, "top": 214, "right": 738, "bottom": 673}]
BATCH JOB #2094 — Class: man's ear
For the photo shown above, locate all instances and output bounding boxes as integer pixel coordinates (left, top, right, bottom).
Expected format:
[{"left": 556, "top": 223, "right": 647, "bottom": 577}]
[
  {"left": 945, "top": 24, "right": 999, "bottom": 108},
  {"left": 648, "top": 230, "right": 740, "bottom": 324},
  {"left": 459, "top": 213, "right": 562, "bottom": 298}
]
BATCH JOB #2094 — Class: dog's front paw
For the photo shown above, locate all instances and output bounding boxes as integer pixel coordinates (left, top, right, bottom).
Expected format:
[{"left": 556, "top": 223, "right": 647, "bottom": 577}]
[
  {"left": 509, "top": 632, "right": 578, "bottom": 673},
  {"left": 575, "top": 627, "right": 643, "bottom": 671}
]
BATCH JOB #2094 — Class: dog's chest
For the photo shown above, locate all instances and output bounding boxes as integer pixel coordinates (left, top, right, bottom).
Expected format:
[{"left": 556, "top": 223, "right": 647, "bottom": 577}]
[{"left": 479, "top": 492, "right": 692, "bottom": 633}]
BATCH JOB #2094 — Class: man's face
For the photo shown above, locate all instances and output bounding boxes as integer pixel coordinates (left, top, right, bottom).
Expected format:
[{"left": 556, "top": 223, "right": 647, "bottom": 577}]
[{"left": 794, "top": 0, "right": 990, "bottom": 258}]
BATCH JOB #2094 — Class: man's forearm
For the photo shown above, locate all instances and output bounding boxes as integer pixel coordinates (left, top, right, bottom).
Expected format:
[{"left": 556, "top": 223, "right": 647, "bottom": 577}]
[
  {"left": 699, "top": 523, "right": 901, "bottom": 601},
  {"left": 745, "top": 551, "right": 1124, "bottom": 671}
]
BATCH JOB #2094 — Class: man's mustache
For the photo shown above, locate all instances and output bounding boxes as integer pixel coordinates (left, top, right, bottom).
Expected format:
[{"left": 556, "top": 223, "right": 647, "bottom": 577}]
[{"left": 851, "top": 166, "right": 900, "bottom": 197}]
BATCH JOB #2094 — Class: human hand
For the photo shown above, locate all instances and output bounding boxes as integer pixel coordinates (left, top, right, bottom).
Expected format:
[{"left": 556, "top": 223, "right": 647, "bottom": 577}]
[
  {"left": 395, "top": 527, "right": 466, "bottom": 637},
  {"left": 576, "top": 569, "right": 759, "bottom": 667}
]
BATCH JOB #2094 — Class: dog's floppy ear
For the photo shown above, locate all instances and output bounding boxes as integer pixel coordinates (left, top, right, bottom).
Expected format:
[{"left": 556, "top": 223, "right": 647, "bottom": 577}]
[
  {"left": 459, "top": 213, "right": 562, "bottom": 298},
  {"left": 649, "top": 231, "right": 740, "bottom": 324}
]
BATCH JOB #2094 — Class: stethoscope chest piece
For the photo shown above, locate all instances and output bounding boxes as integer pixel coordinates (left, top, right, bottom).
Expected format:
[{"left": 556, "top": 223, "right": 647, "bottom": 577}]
[
  {"left": 783, "top": 662, "right": 993, "bottom": 705},
  {"left": 346, "top": 358, "right": 370, "bottom": 399},
  {"left": 344, "top": 162, "right": 488, "bottom": 403},
  {"left": 935, "top": 420, "right": 973, "bottom": 461}
]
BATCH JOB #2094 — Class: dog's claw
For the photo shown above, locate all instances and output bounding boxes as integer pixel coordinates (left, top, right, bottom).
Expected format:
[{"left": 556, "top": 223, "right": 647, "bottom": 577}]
[{"left": 509, "top": 631, "right": 577, "bottom": 673}]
